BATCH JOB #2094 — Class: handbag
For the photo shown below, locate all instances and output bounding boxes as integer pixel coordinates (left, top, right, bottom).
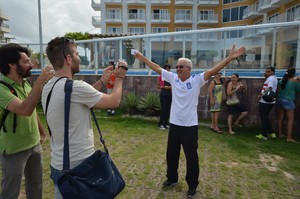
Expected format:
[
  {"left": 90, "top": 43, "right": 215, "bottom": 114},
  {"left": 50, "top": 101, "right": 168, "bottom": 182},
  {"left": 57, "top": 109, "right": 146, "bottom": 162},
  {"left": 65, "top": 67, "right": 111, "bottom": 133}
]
[
  {"left": 262, "top": 90, "right": 276, "bottom": 102},
  {"left": 52, "top": 79, "right": 125, "bottom": 199},
  {"left": 226, "top": 93, "right": 240, "bottom": 105}
]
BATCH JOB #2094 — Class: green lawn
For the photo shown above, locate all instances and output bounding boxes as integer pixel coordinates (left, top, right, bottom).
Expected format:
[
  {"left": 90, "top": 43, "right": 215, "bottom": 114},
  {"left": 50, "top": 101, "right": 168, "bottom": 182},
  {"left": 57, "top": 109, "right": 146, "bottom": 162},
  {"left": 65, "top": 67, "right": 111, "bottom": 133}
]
[{"left": 16, "top": 110, "right": 300, "bottom": 198}]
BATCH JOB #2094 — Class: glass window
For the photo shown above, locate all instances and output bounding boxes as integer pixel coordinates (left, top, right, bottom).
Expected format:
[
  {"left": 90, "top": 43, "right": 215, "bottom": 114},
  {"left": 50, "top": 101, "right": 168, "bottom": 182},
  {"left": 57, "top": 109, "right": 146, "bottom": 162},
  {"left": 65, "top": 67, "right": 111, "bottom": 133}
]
[
  {"left": 152, "top": 27, "right": 168, "bottom": 33},
  {"left": 129, "top": 27, "right": 145, "bottom": 34},
  {"left": 231, "top": 7, "right": 239, "bottom": 21},
  {"left": 223, "top": 9, "right": 230, "bottom": 22},
  {"left": 107, "top": 27, "right": 121, "bottom": 34},
  {"left": 286, "top": 4, "right": 300, "bottom": 22}
]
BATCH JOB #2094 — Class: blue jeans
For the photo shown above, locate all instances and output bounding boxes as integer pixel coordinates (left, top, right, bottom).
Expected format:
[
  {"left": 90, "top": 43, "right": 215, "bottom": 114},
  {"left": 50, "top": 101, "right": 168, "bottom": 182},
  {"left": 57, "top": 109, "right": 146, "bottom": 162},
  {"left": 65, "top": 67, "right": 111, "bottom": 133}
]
[
  {"left": 50, "top": 166, "right": 64, "bottom": 199},
  {"left": 0, "top": 144, "right": 43, "bottom": 199}
]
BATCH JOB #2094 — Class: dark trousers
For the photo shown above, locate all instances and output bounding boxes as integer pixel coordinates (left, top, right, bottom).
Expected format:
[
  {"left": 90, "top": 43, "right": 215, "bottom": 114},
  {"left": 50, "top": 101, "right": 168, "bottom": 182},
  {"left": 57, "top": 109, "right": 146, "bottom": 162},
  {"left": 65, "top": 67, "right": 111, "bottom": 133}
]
[
  {"left": 166, "top": 124, "right": 199, "bottom": 190},
  {"left": 259, "top": 102, "right": 274, "bottom": 136},
  {"left": 159, "top": 95, "right": 172, "bottom": 127}
]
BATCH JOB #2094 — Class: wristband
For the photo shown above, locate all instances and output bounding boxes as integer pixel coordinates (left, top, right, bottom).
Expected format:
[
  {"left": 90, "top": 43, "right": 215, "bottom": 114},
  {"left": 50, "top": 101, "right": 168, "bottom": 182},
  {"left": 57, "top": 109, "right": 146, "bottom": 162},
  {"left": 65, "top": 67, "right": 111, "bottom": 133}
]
[
  {"left": 99, "top": 79, "right": 106, "bottom": 87},
  {"left": 116, "top": 76, "right": 124, "bottom": 80}
]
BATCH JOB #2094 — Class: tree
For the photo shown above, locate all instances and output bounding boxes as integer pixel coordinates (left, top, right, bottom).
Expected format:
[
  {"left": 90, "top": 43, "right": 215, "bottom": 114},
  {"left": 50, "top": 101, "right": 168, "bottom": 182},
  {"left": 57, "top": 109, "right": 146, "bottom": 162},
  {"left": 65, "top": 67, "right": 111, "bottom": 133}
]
[{"left": 65, "top": 32, "right": 91, "bottom": 61}]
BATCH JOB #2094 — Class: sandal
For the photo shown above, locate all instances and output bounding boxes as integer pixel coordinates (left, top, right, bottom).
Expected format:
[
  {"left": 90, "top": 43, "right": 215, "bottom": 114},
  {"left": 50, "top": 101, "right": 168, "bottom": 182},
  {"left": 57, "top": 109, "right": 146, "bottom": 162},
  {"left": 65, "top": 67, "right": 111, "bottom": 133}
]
[
  {"left": 228, "top": 131, "right": 235, "bottom": 135},
  {"left": 234, "top": 123, "right": 243, "bottom": 127},
  {"left": 287, "top": 139, "right": 299, "bottom": 143},
  {"left": 213, "top": 129, "right": 223, "bottom": 134}
]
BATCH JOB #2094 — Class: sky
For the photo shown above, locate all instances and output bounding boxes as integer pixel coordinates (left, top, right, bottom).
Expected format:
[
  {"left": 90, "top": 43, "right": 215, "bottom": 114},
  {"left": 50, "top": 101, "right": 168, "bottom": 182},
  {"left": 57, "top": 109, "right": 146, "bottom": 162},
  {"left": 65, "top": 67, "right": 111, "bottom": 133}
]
[{"left": 1, "top": 0, "right": 100, "bottom": 43}]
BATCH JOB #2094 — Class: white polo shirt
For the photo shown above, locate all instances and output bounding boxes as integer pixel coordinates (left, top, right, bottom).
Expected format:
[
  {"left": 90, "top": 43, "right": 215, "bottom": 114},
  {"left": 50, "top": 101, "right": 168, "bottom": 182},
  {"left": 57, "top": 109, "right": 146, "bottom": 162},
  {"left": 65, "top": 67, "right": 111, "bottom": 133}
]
[{"left": 162, "top": 69, "right": 207, "bottom": 127}]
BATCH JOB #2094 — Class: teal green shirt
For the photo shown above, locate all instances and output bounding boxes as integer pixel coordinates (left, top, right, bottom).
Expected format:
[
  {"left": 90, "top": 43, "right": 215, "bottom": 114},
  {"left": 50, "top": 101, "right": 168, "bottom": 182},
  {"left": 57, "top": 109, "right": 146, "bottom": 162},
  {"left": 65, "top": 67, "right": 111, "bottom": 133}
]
[
  {"left": 0, "top": 75, "right": 40, "bottom": 154},
  {"left": 279, "top": 79, "right": 300, "bottom": 101}
]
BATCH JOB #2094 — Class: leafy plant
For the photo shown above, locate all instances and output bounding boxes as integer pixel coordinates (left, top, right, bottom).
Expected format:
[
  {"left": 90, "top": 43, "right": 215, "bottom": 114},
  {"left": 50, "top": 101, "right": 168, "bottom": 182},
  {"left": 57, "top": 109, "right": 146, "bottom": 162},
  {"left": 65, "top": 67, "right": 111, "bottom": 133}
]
[
  {"left": 138, "top": 92, "right": 160, "bottom": 116},
  {"left": 121, "top": 92, "right": 140, "bottom": 115}
]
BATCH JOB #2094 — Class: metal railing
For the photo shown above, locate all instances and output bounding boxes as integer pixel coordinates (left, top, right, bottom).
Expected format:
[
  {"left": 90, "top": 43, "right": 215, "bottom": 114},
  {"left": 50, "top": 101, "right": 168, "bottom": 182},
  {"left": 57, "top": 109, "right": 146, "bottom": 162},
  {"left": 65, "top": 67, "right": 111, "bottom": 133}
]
[{"left": 1, "top": 21, "right": 300, "bottom": 77}]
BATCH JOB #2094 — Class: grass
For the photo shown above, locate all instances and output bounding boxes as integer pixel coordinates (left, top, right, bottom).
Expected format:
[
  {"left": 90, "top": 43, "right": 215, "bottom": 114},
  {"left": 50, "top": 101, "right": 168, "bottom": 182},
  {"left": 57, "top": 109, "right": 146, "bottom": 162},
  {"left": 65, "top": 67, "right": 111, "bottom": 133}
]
[{"left": 10, "top": 110, "right": 300, "bottom": 198}]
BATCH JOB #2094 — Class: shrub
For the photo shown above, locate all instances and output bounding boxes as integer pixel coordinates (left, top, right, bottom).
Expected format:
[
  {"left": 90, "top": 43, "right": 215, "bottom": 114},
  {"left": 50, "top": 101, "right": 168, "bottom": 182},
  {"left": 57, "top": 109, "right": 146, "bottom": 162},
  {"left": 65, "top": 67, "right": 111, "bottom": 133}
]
[
  {"left": 121, "top": 92, "right": 140, "bottom": 115},
  {"left": 138, "top": 92, "right": 160, "bottom": 116}
]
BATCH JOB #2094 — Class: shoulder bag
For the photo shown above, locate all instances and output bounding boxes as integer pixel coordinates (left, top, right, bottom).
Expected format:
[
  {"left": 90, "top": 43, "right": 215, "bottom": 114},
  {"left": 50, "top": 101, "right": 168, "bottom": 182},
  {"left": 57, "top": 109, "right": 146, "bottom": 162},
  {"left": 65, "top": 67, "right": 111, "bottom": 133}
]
[{"left": 226, "top": 92, "right": 240, "bottom": 105}]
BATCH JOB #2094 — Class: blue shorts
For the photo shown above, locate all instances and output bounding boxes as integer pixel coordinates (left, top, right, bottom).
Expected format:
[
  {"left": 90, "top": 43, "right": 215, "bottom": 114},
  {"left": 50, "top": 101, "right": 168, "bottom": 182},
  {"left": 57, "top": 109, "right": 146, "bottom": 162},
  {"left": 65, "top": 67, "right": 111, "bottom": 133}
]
[{"left": 277, "top": 97, "right": 295, "bottom": 110}]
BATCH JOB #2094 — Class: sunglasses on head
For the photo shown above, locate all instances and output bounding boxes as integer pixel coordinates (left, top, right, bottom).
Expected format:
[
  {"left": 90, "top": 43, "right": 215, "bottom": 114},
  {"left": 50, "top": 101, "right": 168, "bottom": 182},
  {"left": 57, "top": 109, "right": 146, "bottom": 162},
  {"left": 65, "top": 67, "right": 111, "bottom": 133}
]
[{"left": 62, "top": 37, "right": 75, "bottom": 59}]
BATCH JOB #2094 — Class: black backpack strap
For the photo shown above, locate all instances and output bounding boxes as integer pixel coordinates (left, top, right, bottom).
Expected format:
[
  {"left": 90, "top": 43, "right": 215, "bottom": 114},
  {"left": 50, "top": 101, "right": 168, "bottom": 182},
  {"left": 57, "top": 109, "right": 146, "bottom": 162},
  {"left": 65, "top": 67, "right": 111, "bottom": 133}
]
[
  {"left": 62, "top": 79, "right": 73, "bottom": 172},
  {"left": 45, "top": 77, "right": 68, "bottom": 136},
  {"left": 0, "top": 80, "right": 18, "bottom": 133}
]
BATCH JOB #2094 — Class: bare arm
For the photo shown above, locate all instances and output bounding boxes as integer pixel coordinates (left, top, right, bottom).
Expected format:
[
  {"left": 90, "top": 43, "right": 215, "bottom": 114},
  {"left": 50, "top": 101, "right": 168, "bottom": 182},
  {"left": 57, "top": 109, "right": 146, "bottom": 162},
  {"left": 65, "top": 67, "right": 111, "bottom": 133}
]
[
  {"left": 133, "top": 51, "right": 162, "bottom": 74},
  {"left": 227, "top": 82, "right": 234, "bottom": 96},
  {"left": 208, "top": 80, "right": 215, "bottom": 103},
  {"left": 94, "top": 60, "right": 128, "bottom": 109},
  {"left": 37, "top": 115, "right": 46, "bottom": 144},
  {"left": 7, "top": 66, "right": 54, "bottom": 116},
  {"left": 93, "top": 65, "right": 114, "bottom": 90},
  {"left": 204, "top": 45, "right": 246, "bottom": 81},
  {"left": 157, "top": 76, "right": 162, "bottom": 89}
]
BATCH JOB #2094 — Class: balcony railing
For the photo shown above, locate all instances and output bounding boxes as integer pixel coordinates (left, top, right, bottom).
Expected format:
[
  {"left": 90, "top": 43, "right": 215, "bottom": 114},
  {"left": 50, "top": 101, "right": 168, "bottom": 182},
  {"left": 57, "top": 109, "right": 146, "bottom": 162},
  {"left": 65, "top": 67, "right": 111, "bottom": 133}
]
[
  {"left": 151, "top": 13, "right": 170, "bottom": 23},
  {"left": 175, "top": 0, "right": 194, "bottom": 5},
  {"left": 198, "top": 14, "right": 218, "bottom": 24},
  {"left": 128, "top": 13, "right": 145, "bottom": 20},
  {"left": 258, "top": 0, "right": 278, "bottom": 13},
  {"left": 106, "top": 13, "right": 122, "bottom": 22},
  {"left": 127, "top": 0, "right": 146, "bottom": 4},
  {"left": 198, "top": 0, "right": 219, "bottom": 6},
  {"left": 151, "top": 0, "right": 171, "bottom": 4},
  {"left": 92, "top": 16, "right": 101, "bottom": 28},
  {"left": 271, "top": 0, "right": 293, "bottom": 6},
  {"left": 102, "top": 0, "right": 122, "bottom": 4},
  {"left": 175, "top": 14, "right": 192, "bottom": 23},
  {"left": 243, "top": 3, "right": 262, "bottom": 19},
  {"left": 91, "top": 0, "right": 100, "bottom": 11}
]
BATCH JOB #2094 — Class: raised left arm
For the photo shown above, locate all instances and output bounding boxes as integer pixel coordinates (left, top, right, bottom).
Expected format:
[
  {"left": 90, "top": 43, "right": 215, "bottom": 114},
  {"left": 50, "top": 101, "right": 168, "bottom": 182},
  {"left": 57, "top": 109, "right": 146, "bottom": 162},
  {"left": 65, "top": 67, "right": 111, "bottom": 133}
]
[{"left": 204, "top": 45, "right": 246, "bottom": 81}]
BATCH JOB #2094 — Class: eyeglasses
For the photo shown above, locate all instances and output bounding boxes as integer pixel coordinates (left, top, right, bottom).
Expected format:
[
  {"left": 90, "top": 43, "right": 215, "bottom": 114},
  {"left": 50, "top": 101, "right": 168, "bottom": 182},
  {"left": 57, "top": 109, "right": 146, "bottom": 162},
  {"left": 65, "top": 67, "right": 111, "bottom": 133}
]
[
  {"left": 175, "top": 65, "right": 187, "bottom": 69},
  {"left": 62, "top": 37, "right": 75, "bottom": 59}
]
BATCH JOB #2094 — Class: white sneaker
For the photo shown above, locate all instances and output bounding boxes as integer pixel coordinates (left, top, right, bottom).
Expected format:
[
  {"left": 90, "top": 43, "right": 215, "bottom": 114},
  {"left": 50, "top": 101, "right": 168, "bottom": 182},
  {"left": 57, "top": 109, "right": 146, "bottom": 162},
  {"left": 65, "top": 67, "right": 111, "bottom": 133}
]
[
  {"left": 159, "top": 125, "right": 166, "bottom": 130},
  {"left": 165, "top": 125, "right": 170, "bottom": 129}
]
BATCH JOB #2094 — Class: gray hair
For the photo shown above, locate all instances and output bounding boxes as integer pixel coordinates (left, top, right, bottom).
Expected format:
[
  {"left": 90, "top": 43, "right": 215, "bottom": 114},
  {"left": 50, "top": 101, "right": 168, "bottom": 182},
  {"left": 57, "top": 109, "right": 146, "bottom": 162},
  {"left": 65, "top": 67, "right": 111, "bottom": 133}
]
[{"left": 178, "top": 58, "right": 193, "bottom": 69}]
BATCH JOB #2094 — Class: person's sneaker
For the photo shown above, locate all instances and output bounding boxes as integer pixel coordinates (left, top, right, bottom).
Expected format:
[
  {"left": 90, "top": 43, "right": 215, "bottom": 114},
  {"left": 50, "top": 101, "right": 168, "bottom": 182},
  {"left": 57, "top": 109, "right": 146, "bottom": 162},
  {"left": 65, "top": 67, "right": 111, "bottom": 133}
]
[
  {"left": 165, "top": 125, "right": 170, "bottom": 129},
  {"left": 159, "top": 125, "right": 166, "bottom": 130},
  {"left": 162, "top": 180, "right": 178, "bottom": 187},
  {"left": 187, "top": 188, "right": 196, "bottom": 198},
  {"left": 111, "top": 110, "right": 116, "bottom": 116},
  {"left": 256, "top": 134, "right": 268, "bottom": 140},
  {"left": 268, "top": 133, "right": 276, "bottom": 139}
]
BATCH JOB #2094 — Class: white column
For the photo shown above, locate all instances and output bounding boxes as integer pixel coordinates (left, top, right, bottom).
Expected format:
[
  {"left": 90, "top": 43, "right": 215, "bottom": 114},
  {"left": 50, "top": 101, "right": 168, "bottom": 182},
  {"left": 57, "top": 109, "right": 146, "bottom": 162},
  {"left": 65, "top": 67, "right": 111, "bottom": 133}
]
[
  {"left": 122, "top": 0, "right": 128, "bottom": 33},
  {"left": 297, "top": 26, "right": 300, "bottom": 70},
  {"left": 146, "top": 0, "right": 151, "bottom": 34},
  {"left": 100, "top": 1, "right": 106, "bottom": 33}
]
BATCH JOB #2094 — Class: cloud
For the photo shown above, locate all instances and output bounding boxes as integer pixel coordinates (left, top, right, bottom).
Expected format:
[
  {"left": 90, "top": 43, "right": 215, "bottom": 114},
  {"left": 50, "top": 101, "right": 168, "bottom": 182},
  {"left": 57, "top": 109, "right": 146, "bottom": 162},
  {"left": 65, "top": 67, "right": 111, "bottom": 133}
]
[{"left": 1, "top": 0, "right": 99, "bottom": 43}]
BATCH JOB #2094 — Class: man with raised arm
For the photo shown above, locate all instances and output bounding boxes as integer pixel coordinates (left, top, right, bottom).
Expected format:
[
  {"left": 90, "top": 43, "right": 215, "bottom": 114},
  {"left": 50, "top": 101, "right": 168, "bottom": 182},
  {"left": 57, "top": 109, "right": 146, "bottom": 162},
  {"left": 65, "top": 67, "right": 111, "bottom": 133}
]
[
  {"left": 0, "top": 43, "right": 54, "bottom": 199},
  {"left": 41, "top": 37, "right": 128, "bottom": 199},
  {"left": 134, "top": 45, "right": 245, "bottom": 198}
]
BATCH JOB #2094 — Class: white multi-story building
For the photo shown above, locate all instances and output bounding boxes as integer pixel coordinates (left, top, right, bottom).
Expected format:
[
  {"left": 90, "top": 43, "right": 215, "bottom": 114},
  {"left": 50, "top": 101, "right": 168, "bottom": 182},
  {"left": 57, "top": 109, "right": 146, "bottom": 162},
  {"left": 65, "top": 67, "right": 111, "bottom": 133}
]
[
  {"left": 0, "top": 9, "right": 10, "bottom": 43},
  {"left": 91, "top": 0, "right": 300, "bottom": 69}
]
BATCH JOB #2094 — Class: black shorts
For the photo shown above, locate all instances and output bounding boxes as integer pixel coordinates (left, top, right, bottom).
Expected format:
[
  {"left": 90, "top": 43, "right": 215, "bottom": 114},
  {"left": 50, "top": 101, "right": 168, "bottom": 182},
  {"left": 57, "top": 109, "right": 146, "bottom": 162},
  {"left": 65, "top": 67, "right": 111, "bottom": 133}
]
[{"left": 227, "top": 103, "right": 247, "bottom": 115}]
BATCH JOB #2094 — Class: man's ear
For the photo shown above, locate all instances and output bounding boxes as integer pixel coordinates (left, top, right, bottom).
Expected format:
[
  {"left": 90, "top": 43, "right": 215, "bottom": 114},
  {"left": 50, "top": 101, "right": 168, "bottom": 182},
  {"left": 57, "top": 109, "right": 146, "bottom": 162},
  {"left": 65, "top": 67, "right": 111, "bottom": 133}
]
[{"left": 8, "top": 63, "right": 16, "bottom": 70}]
